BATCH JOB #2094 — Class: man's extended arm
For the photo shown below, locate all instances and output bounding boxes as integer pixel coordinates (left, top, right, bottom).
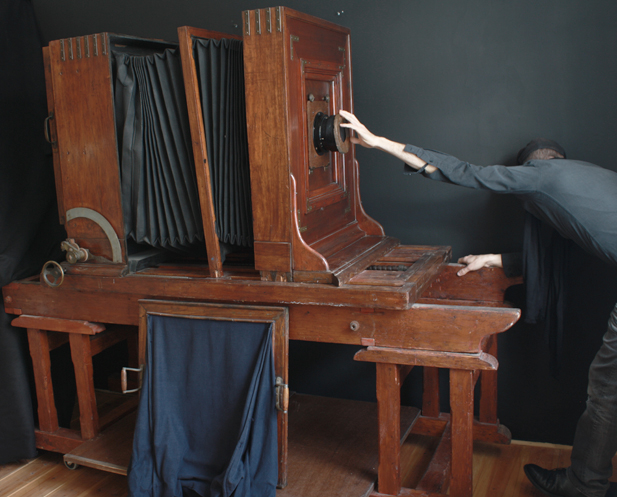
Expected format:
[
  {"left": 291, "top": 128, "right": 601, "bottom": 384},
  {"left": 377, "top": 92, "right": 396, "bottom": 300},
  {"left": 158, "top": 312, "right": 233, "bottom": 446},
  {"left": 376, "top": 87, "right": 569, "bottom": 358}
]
[
  {"left": 339, "top": 110, "right": 438, "bottom": 174},
  {"left": 339, "top": 111, "right": 526, "bottom": 278}
]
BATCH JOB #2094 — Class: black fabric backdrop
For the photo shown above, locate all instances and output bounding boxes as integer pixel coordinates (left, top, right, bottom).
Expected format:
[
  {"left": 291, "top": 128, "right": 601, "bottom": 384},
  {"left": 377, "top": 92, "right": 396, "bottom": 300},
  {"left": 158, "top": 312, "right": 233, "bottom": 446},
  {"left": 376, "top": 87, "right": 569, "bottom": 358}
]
[{"left": 0, "top": 0, "right": 66, "bottom": 463}]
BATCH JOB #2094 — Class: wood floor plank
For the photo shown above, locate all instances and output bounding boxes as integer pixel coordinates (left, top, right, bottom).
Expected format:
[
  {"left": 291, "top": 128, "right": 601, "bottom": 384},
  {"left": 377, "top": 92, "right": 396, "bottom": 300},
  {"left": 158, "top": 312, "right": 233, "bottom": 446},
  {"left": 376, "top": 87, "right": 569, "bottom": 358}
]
[
  {"left": 0, "top": 453, "right": 60, "bottom": 497},
  {"left": 3, "top": 431, "right": 616, "bottom": 496},
  {"left": 279, "top": 395, "right": 419, "bottom": 497},
  {"left": 0, "top": 452, "right": 127, "bottom": 497},
  {"left": 0, "top": 459, "right": 36, "bottom": 484}
]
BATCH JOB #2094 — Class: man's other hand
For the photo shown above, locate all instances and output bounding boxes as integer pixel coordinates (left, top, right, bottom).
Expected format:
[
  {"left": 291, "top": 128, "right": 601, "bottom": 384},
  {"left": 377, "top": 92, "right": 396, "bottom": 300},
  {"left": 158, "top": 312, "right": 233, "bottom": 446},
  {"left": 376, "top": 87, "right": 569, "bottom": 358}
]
[{"left": 457, "top": 254, "right": 503, "bottom": 276}]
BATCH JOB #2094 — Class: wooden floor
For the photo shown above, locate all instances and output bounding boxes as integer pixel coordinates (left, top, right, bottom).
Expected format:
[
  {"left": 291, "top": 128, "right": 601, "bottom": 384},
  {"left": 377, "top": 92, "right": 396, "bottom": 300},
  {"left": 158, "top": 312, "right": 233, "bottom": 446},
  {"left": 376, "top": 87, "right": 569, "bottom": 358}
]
[{"left": 0, "top": 435, "right": 591, "bottom": 497}]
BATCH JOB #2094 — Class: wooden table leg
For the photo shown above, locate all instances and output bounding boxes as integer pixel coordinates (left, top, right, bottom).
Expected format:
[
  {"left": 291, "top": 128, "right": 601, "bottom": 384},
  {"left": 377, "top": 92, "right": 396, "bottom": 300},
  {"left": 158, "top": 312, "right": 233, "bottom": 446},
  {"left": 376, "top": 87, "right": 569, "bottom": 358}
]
[
  {"left": 450, "top": 368, "right": 474, "bottom": 497},
  {"left": 422, "top": 366, "right": 440, "bottom": 418},
  {"left": 376, "top": 362, "right": 401, "bottom": 496},
  {"left": 478, "top": 335, "right": 498, "bottom": 424},
  {"left": 69, "top": 333, "right": 99, "bottom": 440},
  {"left": 27, "top": 328, "right": 59, "bottom": 433}
]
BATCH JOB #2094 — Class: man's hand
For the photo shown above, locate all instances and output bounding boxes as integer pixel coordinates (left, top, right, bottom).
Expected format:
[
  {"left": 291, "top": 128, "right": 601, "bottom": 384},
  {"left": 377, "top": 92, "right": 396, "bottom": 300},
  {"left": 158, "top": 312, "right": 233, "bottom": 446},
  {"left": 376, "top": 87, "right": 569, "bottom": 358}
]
[
  {"left": 338, "top": 110, "right": 437, "bottom": 173},
  {"left": 457, "top": 254, "right": 503, "bottom": 276},
  {"left": 339, "top": 110, "right": 382, "bottom": 148}
]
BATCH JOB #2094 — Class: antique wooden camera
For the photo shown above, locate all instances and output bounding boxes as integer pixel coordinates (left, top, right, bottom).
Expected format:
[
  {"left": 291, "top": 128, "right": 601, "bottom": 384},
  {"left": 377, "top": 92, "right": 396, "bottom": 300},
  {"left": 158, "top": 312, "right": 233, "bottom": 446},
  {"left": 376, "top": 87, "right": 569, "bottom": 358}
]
[{"left": 43, "top": 7, "right": 439, "bottom": 288}]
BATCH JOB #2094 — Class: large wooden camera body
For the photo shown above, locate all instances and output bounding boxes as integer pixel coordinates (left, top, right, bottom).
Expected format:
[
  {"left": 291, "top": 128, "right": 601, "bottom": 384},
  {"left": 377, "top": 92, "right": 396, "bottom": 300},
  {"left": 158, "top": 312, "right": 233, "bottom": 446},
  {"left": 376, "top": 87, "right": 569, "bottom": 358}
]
[{"left": 44, "top": 7, "right": 434, "bottom": 287}]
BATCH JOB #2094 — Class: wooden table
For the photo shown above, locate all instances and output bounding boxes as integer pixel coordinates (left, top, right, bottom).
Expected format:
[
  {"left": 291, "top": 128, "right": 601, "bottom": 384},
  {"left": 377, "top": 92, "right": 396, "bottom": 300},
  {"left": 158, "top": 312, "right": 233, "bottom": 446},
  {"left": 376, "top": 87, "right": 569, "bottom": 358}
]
[{"left": 4, "top": 259, "right": 520, "bottom": 497}]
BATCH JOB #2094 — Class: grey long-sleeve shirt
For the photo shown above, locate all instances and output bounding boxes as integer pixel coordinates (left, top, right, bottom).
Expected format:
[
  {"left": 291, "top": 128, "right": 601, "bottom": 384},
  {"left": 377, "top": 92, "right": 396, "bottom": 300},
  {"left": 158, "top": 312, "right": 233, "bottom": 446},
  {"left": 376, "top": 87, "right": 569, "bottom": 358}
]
[{"left": 404, "top": 144, "right": 617, "bottom": 269}]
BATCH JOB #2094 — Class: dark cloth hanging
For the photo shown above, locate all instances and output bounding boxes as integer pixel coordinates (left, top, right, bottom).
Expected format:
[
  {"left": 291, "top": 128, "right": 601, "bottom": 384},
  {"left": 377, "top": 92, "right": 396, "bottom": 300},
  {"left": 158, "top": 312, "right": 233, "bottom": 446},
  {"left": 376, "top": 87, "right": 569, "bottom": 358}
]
[
  {"left": 501, "top": 252, "right": 523, "bottom": 278},
  {"left": 478, "top": 215, "right": 572, "bottom": 374},
  {"left": 128, "top": 315, "right": 278, "bottom": 497},
  {"left": 194, "top": 38, "right": 253, "bottom": 248},
  {"left": 522, "top": 213, "right": 572, "bottom": 374},
  {"left": 114, "top": 47, "right": 204, "bottom": 251},
  {"left": 0, "top": 0, "right": 66, "bottom": 463}
]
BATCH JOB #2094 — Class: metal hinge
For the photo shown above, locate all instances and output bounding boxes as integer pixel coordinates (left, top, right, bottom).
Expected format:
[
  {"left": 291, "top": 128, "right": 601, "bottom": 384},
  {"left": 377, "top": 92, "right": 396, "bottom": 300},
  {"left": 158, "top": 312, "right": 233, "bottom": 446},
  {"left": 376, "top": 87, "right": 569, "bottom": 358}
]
[
  {"left": 255, "top": 9, "right": 261, "bottom": 34},
  {"left": 44, "top": 112, "right": 57, "bottom": 146},
  {"left": 275, "top": 377, "right": 289, "bottom": 412},
  {"left": 244, "top": 10, "right": 250, "bottom": 35},
  {"left": 297, "top": 209, "right": 307, "bottom": 232},
  {"left": 290, "top": 35, "right": 299, "bottom": 60}
]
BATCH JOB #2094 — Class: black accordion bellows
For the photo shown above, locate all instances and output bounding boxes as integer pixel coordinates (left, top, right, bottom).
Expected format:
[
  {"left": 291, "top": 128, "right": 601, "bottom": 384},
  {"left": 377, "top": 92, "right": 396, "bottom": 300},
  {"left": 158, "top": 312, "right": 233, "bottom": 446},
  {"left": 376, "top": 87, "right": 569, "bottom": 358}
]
[
  {"left": 113, "top": 47, "right": 203, "bottom": 251},
  {"left": 194, "top": 38, "right": 253, "bottom": 248}
]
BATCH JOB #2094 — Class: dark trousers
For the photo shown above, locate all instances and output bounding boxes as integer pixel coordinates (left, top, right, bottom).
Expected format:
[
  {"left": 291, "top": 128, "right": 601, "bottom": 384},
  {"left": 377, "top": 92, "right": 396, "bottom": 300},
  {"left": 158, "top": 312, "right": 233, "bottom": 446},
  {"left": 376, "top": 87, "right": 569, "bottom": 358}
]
[{"left": 569, "top": 303, "right": 617, "bottom": 497}]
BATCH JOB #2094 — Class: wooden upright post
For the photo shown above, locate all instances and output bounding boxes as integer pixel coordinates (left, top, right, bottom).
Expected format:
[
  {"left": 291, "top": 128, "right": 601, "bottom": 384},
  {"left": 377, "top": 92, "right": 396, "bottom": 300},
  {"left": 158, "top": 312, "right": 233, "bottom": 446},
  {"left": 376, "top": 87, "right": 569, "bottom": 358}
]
[
  {"left": 450, "top": 369, "right": 475, "bottom": 497},
  {"left": 422, "top": 366, "right": 440, "bottom": 418},
  {"left": 375, "top": 363, "right": 401, "bottom": 496},
  {"left": 69, "top": 334, "right": 99, "bottom": 440},
  {"left": 26, "top": 328, "right": 59, "bottom": 433},
  {"left": 478, "top": 335, "right": 498, "bottom": 424}
]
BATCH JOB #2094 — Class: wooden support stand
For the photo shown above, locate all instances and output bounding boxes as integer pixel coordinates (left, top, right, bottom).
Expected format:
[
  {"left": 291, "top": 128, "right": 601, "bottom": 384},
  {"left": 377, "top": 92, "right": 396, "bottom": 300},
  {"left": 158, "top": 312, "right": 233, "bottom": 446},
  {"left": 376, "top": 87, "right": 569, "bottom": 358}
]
[
  {"left": 356, "top": 344, "right": 511, "bottom": 497},
  {"left": 11, "top": 315, "right": 138, "bottom": 453}
]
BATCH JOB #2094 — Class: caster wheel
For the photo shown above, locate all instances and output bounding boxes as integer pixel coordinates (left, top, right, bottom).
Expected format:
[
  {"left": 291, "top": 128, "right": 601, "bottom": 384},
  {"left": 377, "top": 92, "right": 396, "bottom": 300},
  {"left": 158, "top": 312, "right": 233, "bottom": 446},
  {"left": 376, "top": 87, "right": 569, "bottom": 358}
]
[{"left": 64, "top": 460, "right": 80, "bottom": 470}]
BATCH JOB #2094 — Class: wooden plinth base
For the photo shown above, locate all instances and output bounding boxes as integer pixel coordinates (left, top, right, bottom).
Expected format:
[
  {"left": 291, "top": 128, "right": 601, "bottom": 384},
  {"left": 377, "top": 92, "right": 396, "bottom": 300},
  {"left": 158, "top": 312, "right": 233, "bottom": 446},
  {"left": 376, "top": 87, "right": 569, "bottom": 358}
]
[{"left": 64, "top": 412, "right": 135, "bottom": 474}]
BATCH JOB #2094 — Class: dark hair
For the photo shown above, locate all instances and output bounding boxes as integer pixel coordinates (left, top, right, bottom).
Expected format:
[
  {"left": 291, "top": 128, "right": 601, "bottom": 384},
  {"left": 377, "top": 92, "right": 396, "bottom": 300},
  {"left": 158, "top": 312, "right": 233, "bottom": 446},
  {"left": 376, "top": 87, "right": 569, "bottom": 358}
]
[{"left": 517, "top": 138, "right": 566, "bottom": 164}]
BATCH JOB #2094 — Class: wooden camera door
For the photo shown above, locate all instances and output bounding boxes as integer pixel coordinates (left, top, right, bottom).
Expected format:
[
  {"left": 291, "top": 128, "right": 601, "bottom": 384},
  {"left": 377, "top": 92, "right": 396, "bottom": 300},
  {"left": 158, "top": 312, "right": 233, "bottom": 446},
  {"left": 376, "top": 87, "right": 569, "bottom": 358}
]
[
  {"left": 137, "top": 300, "right": 289, "bottom": 488},
  {"left": 44, "top": 34, "right": 180, "bottom": 265}
]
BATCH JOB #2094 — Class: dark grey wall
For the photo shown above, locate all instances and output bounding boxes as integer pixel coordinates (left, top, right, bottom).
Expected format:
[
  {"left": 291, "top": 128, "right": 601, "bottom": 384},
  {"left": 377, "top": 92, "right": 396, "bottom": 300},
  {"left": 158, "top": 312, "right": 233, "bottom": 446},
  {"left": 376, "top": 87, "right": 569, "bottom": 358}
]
[{"left": 31, "top": 0, "right": 617, "bottom": 444}]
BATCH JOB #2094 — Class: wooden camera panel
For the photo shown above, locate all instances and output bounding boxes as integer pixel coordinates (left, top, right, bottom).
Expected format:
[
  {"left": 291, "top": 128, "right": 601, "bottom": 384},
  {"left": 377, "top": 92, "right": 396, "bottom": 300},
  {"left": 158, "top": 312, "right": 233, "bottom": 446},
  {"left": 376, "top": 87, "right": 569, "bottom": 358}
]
[
  {"left": 45, "top": 34, "right": 179, "bottom": 265},
  {"left": 243, "top": 7, "right": 394, "bottom": 285},
  {"left": 177, "top": 26, "right": 243, "bottom": 278}
]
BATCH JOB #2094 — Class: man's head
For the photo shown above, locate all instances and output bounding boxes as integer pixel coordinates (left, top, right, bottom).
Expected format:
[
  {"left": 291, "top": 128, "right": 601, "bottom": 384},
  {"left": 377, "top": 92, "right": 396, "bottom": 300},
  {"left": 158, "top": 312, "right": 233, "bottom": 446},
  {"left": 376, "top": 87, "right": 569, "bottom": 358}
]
[{"left": 517, "top": 138, "right": 566, "bottom": 164}]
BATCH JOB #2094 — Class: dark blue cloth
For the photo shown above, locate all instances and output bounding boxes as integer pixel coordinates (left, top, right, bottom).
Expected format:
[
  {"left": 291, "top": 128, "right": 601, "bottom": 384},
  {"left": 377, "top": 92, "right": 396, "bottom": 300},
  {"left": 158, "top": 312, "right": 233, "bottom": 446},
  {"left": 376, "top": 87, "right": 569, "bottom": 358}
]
[{"left": 128, "top": 315, "right": 278, "bottom": 497}]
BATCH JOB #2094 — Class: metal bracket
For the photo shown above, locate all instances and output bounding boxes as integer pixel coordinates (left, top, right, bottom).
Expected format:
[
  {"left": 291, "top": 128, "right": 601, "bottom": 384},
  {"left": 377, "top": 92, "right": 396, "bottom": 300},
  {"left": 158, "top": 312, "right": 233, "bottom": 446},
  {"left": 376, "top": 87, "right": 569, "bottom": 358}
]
[
  {"left": 44, "top": 113, "right": 57, "bottom": 146},
  {"left": 65, "top": 207, "right": 122, "bottom": 263},
  {"left": 244, "top": 10, "right": 250, "bottom": 35},
  {"left": 121, "top": 365, "right": 144, "bottom": 394},
  {"left": 255, "top": 9, "right": 261, "bottom": 34},
  {"left": 275, "top": 376, "right": 289, "bottom": 412},
  {"left": 61, "top": 239, "right": 90, "bottom": 264},
  {"left": 296, "top": 209, "right": 307, "bottom": 232},
  {"left": 290, "top": 35, "right": 299, "bottom": 60}
]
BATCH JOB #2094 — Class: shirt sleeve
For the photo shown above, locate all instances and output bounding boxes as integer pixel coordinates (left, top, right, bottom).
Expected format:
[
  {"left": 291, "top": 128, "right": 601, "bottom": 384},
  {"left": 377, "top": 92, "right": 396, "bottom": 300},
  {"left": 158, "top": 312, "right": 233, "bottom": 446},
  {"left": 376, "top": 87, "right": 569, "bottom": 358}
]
[
  {"left": 403, "top": 144, "right": 539, "bottom": 194},
  {"left": 501, "top": 252, "right": 523, "bottom": 278}
]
